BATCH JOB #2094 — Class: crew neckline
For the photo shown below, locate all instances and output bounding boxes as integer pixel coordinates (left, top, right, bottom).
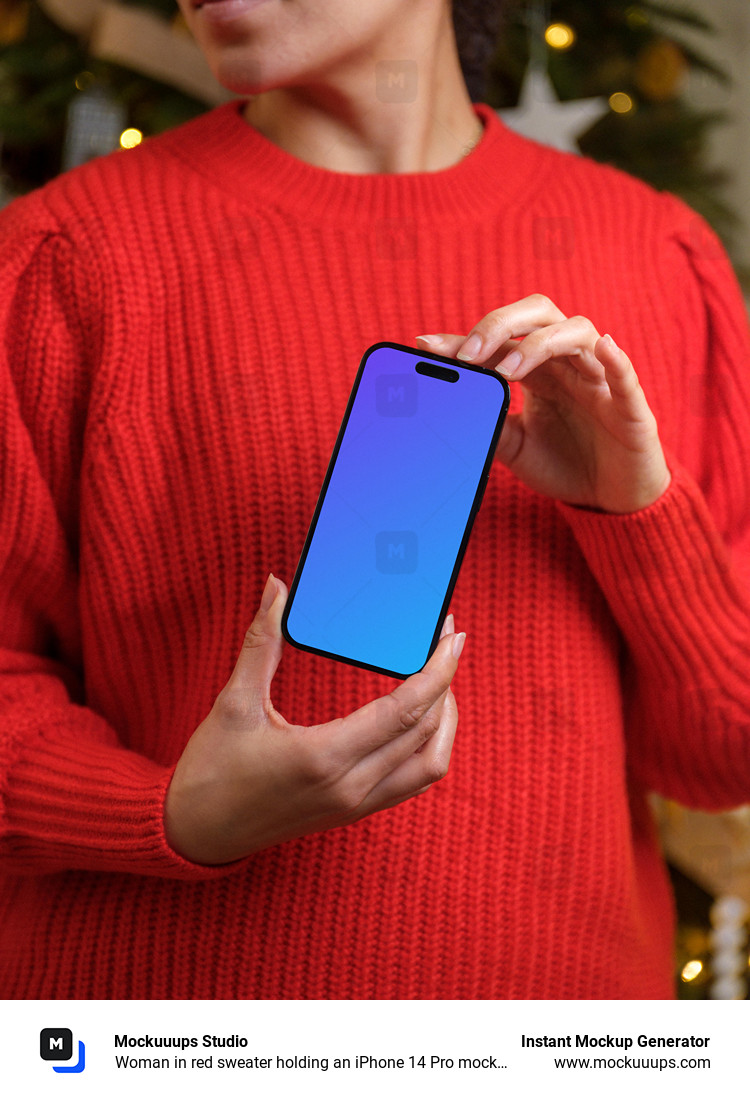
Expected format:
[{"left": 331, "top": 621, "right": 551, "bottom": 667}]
[{"left": 158, "top": 100, "right": 553, "bottom": 224}]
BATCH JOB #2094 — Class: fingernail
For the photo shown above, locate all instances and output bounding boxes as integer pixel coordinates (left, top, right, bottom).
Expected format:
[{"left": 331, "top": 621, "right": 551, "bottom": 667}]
[
  {"left": 440, "top": 613, "right": 455, "bottom": 639},
  {"left": 416, "top": 334, "right": 441, "bottom": 344},
  {"left": 604, "top": 333, "right": 620, "bottom": 353},
  {"left": 452, "top": 632, "right": 466, "bottom": 659},
  {"left": 261, "top": 572, "right": 277, "bottom": 612},
  {"left": 456, "top": 332, "right": 482, "bottom": 361},
  {"left": 497, "top": 349, "right": 522, "bottom": 377}
]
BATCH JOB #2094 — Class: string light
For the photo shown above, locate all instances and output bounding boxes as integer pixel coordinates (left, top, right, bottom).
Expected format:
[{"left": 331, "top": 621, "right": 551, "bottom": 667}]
[
  {"left": 625, "top": 6, "right": 650, "bottom": 29},
  {"left": 681, "top": 959, "right": 703, "bottom": 982},
  {"left": 545, "top": 23, "right": 576, "bottom": 51},
  {"left": 609, "top": 92, "right": 634, "bottom": 114},
  {"left": 74, "top": 72, "right": 96, "bottom": 92},
  {"left": 120, "top": 128, "right": 143, "bottom": 150}
]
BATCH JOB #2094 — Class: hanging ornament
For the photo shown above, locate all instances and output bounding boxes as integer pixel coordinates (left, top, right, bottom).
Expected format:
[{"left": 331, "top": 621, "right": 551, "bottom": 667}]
[
  {"left": 634, "top": 39, "right": 687, "bottom": 101},
  {"left": 500, "top": 2, "right": 607, "bottom": 154},
  {"left": 500, "top": 63, "right": 609, "bottom": 154},
  {"left": 61, "top": 85, "right": 126, "bottom": 172},
  {"left": 709, "top": 896, "right": 748, "bottom": 1000},
  {"left": 655, "top": 799, "right": 750, "bottom": 997}
]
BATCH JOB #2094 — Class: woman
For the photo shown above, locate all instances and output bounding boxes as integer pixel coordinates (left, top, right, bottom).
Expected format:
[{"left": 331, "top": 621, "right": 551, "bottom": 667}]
[{"left": 0, "top": 0, "right": 748, "bottom": 999}]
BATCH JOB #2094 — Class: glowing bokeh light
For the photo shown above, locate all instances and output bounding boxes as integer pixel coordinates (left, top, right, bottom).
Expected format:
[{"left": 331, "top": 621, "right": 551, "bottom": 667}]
[
  {"left": 545, "top": 23, "right": 576, "bottom": 51},
  {"left": 120, "top": 128, "right": 143, "bottom": 150},
  {"left": 609, "top": 92, "right": 634, "bottom": 114}
]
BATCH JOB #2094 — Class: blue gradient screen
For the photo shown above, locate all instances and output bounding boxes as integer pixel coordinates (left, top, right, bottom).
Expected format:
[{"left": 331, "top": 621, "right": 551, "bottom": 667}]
[{"left": 283, "top": 344, "right": 508, "bottom": 678}]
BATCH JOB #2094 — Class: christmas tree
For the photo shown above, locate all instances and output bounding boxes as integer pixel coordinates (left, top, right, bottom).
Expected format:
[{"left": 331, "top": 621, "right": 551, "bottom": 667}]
[
  {"left": 0, "top": 1, "right": 216, "bottom": 197},
  {"left": 489, "top": 1, "right": 737, "bottom": 250},
  {"left": 0, "top": 1, "right": 736, "bottom": 247}
]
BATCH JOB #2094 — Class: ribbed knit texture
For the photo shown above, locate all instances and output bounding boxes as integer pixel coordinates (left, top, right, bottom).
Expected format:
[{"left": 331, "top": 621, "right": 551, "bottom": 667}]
[{"left": 1, "top": 101, "right": 749, "bottom": 999}]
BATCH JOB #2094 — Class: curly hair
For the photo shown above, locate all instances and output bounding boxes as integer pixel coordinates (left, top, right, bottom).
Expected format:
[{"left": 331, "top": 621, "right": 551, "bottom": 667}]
[{"left": 451, "top": 0, "right": 510, "bottom": 101}]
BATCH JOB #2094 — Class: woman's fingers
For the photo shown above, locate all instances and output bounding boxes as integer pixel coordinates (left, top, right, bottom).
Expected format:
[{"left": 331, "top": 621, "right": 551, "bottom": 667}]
[
  {"left": 419, "top": 315, "right": 604, "bottom": 382},
  {"left": 415, "top": 295, "right": 671, "bottom": 515},
  {"left": 354, "top": 684, "right": 458, "bottom": 814},
  {"left": 359, "top": 684, "right": 449, "bottom": 777},
  {"left": 494, "top": 316, "right": 603, "bottom": 380},
  {"left": 457, "top": 295, "right": 567, "bottom": 362},
  {"left": 333, "top": 628, "right": 464, "bottom": 763},
  {"left": 417, "top": 332, "right": 522, "bottom": 369},
  {"left": 416, "top": 333, "right": 466, "bottom": 357},
  {"left": 595, "top": 334, "right": 651, "bottom": 423},
  {"left": 417, "top": 294, "right": 567, "bottom": 365}
]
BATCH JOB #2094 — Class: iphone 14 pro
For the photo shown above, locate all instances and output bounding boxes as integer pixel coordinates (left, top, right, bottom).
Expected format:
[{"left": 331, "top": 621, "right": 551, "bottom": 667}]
[{"left": 282, "top": 341, "right": 510, "bottom": 678}]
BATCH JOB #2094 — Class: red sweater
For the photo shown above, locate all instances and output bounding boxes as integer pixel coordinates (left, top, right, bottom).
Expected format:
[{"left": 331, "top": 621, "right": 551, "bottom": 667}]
[{"left": 1, "top": 101, "right": 749, "bottom": 1000}]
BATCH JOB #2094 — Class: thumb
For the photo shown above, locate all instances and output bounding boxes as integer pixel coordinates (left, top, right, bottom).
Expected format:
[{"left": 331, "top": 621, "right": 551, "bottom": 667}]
[{"left": 225, "top": 573, "right": 288, "bottom": 702}]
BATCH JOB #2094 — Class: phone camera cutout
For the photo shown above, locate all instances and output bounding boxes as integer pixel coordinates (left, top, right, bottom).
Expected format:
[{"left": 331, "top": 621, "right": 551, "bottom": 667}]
[{"left": 415, "top": 361, "right": 459, "bottom": 383}]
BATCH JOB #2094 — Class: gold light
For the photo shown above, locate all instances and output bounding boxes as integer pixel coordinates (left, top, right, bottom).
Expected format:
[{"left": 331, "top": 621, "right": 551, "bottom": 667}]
[
  {"left": 120, "top": 128, "right": 143, "bottom": 150},
  {"left": 626, "top": 6, "right": 650, "bottom": 29},
  {"left": 75, "top": 71, "right": 96, "bottom": 92},
  {"left": 609, "top": 92, "right": 634, "bottom": 114},
  {"left": 681, "top": 959, "right": 703, "bottom": 982},
  {"left": 545, "top": 23, "right": 576, "bottom": 51}
]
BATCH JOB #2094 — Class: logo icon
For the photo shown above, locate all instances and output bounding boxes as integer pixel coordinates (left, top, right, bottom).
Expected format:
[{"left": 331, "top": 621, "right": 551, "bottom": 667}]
[
  {"left": 376, "top": 373, "right": 418, "bottom": 417},
  {"left": 532, "top": 216, "right": 576, "bottom": 259},
  {"left": 376, "top": 531, "right": 418, "bottom": 573},
  {"left": 375, "top": 60, "right": 418, "bottom": 103},
  {"left": 40, "top": 1028, "right": 86, "bottom": 1074},
  {"left": 373, "top": 217, "right": 418, "bottom": 261}
]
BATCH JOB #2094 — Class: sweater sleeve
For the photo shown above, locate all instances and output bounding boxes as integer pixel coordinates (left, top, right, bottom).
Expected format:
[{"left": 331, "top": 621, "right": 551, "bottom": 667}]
[
  {"left": 0, "top": 206, "right": 233, "bottom": 879},
  {"left": 555, "top": 195, "right": 750, "bottom": 810}
]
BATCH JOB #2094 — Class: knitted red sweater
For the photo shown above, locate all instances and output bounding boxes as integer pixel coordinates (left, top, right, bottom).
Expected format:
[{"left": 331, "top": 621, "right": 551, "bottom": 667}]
[{"left": 1, "top": 101, "right": 749, "bottom": 1000}]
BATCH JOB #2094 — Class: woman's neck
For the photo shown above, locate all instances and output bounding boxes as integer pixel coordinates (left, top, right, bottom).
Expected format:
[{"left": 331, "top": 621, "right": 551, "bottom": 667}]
[{"left": 242, "top": 18, "right": 480, "bottom": 174}]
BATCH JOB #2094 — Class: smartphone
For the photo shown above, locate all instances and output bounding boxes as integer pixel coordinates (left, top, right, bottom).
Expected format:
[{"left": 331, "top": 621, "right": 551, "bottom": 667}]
[{"left": 282, "top": 341, "right": 510, "bottom": 678}]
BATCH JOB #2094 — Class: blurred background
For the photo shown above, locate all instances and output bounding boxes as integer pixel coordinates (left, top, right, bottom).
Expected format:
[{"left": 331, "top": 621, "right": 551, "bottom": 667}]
[{"left": 1, "top": 0, "right": 749, "bottom": 998}]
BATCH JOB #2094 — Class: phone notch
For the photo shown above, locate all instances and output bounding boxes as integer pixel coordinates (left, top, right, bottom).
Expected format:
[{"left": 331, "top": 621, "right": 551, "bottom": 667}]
[{"left": 415, "top": 360, "right": 459, "bottom": 383}]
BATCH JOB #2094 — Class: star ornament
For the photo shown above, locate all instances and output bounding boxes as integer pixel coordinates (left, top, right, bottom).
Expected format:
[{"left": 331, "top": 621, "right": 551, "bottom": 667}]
[{"left": 500, "top": 63, "right": 609, "bottom": 154}]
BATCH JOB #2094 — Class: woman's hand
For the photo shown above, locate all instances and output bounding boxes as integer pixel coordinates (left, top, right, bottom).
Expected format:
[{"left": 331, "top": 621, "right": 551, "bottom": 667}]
[
  {"left": 417, "top": 294, "right": 672, "bottom": 514},
  {"left": 164, "top": 574, "right": 463, "bottom": 865}
]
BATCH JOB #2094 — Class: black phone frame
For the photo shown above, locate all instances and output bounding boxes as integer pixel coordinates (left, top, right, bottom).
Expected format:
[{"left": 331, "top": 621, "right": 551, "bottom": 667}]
[{"left": 281, "top": 340, "right": 510, "bottom": 679}]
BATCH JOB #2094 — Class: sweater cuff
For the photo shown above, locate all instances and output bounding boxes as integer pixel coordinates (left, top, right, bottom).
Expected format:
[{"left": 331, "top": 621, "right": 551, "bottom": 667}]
[
  {"left": 554, "top": 455, "right": 744, "bottom": 683},
  {"left": 2, "top": 721, "right": 240, "bottom": 881}
]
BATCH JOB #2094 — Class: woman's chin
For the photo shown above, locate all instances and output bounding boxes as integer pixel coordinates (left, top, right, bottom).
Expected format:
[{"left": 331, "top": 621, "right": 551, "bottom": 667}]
[{"left": 205, "top": 54, "right": 271, "bottom": 97}]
